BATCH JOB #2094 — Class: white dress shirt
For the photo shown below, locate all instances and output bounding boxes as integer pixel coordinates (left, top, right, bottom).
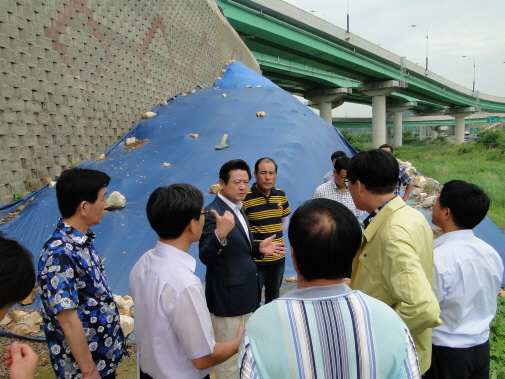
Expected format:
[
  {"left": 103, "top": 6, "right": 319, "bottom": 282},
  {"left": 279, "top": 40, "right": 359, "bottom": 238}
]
[
  {"left": 432, "top": 229, "right": 504, "bottom": 348},
  {"left": 218, "top": 193, "right": 250, "bottom": 243},
  {"left": 312, "top": 180, "right": 365, "bottom": 217},
  {"left": 130, "top": 241, "right": 216, "bottom": 379}
]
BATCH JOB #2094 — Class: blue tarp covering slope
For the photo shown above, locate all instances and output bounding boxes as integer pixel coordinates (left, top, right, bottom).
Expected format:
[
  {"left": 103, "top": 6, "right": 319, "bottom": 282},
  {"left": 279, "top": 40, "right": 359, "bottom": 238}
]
[{"left": 0, "top": 62, "right": 358, "bottom": 296}]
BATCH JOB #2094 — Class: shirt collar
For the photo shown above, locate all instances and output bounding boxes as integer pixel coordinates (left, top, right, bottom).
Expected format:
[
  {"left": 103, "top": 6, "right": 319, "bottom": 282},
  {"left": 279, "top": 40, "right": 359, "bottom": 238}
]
[
  {"left": 57, "top": 219, "right": 95, "bottom": 246},
  {"left": 218, "top": 193, "right": 242, "bottom": 211},
  {"left": 251, "top": 183, "right": 277, "bottom": 198},
  {"left": 154, "top": 240, "right": 196, "bottom": 272},
  {"left": 362, "top": 196, "right": 405, "bottom": 240},
  {"left": 331, "top": 181, "right": 349, "bottom": 193},
  {"left": 363, "top": 196, "right": 396, "bottom": 229},
  {"left": 281, "top": 283, "right": 353, "bottom": 300},
  {"left": 434, "top": 229, "right": 475, "bottom": 248}
]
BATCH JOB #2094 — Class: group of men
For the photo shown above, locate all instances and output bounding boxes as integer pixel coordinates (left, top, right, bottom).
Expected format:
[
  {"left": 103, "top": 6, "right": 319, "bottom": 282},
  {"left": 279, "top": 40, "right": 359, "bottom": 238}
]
[{"left": 1, "top": 148, "right": 503, "bottom": 379}]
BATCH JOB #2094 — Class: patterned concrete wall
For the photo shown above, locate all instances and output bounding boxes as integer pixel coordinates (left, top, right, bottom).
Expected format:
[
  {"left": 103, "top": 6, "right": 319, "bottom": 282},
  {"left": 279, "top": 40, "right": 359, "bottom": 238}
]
[{"left": 0, "top": 0, "right": 259, "bottom": 205}]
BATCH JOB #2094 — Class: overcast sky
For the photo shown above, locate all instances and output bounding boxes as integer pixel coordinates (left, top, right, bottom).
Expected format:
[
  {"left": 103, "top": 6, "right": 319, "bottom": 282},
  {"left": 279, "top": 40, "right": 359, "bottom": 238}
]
[{"left": 283, "top": 0, "right": 505, "bottom": 117}]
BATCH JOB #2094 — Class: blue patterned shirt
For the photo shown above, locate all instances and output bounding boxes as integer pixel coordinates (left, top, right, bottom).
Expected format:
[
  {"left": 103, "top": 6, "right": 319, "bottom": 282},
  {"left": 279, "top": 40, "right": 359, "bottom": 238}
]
[{"left": 37, "top": 219, "right": 125, "bottom": 379}]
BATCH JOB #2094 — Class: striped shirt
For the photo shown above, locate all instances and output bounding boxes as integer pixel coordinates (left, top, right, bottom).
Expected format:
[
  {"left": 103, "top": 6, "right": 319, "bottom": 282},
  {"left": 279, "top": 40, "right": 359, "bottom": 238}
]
[
  {"left": 312, "top": 181, "right": 365, "bottom": 217},
  {"left": 239, "top": 284, "right": 421, "bottom": 379},
  {"left": 243, "top": 184, "right": 290, "bottom": 264}
]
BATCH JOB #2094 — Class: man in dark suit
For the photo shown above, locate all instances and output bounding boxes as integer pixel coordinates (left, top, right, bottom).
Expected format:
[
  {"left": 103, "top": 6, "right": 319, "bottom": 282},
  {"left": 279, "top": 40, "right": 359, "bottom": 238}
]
[{"left": 199, "top": 159, "right": 286, "bottom": 379}]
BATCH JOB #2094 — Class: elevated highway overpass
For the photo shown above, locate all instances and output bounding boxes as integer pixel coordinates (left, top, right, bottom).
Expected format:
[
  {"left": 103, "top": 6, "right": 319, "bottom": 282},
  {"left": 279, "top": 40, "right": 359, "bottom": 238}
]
[{"left": 217, "top": 0, "right": 505, "bottom": 146}]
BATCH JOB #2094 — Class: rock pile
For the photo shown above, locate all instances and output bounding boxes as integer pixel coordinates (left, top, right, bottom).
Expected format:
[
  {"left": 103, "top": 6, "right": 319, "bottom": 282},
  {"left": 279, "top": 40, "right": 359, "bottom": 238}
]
[{"left": 397, "top": 159, "right": 440, "bottom": 210}]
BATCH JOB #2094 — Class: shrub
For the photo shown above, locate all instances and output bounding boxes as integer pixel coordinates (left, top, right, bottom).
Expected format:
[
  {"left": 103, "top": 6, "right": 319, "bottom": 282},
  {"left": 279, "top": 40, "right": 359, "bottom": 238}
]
[
  {"left": 477, "top": 130, "right": 505, "bottom": 150},
  {"left": 457, "top": 143, "right": 475, "bottom": 155},
  {"left": 432, "top": 135, "right": 448, "bottom": 145},
  {"left": 402, "top": 130, "right": 417, "bottom": 145}
]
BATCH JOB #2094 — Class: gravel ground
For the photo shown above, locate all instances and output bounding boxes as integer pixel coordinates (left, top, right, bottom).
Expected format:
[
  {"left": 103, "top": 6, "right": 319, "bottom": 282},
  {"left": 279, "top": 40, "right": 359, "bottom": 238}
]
[{"left": 0, "top": 338, "right": 137, "bottom": 379}]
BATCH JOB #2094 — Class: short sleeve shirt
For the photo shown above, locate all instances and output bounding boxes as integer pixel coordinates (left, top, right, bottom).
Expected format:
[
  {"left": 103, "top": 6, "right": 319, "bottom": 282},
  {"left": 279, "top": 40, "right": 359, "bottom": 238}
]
[
  {"left": 395, "top": 166, "right": 412, "bottom": 196},
  {"left": 37, "top": 219, "right": 125, "bottom": 379},
  {"left": 243, "top": 185, "right": 290, "bottom": 264}
]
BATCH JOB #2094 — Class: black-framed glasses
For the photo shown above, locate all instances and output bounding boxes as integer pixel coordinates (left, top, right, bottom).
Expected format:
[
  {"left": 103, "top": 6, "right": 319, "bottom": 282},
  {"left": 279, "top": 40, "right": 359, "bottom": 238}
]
[{"left": 201, "top": 210, "right": 210, "bottom": 216}]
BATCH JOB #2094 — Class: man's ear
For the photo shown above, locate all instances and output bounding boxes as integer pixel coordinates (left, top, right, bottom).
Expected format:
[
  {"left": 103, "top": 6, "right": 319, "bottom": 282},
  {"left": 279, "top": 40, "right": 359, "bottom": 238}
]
[
  {"left": 218, "top": 178, "right": 225, "bottom": 190},
  {"left": 443, "top": 207, "right": 452, "bottom": 221},
  {"left": 356, "top": 180, "right": 366, "bottom": 194},
  {"left": 76, "top": 201, "right": 86, "bottom": 216}
]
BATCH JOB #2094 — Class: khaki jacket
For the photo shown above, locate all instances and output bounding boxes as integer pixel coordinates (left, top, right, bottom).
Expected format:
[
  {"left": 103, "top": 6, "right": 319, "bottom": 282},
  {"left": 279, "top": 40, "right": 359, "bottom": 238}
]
[{"left": 351, "top": 196, "right": 442, "bottom": 374}]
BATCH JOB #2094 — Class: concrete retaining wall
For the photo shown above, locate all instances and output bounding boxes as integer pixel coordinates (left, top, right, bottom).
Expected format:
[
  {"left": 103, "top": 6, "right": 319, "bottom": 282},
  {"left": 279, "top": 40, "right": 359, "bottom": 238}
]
[{"left": 0, "top": 0, "right": 258, "bottom": 205}]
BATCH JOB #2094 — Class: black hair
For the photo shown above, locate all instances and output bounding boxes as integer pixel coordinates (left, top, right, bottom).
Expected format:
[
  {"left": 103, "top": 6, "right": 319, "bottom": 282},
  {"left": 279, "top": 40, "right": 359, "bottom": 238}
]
[
  {"left": 331, "top": 151, "right": 347, "bottom": 161},
  {"left": 347, "top": 149, "right": 399, "bottom": 195},
  {"left": 56, "top": 168, "right": 110, "bottom": 218},
  {"left": 0, "top": 236, "right": 36, "bottom": 309},
  {"left": 439, "top": 180, "right": 490, "bottom": 229},
  {"left": 146, "top": 183, "right": 204, "bottom": 240},
  {"left": 334, "top": 156, "right": 350, "bottom": 174},
  {"left": 219, "top": 159, "right": 252, "bottom": 184},
  {"left": 288, "top": 199, "right": 362, "bottom": 281},
  {"left": 254, "top": 157, "right": 277, "bottom": 173},
  {"left": 378, "top": 143, "right": 394, "bottom": 153}
]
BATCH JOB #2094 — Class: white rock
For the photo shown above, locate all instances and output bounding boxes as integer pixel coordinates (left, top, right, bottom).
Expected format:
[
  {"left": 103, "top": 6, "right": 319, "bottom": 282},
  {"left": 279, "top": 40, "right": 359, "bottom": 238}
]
[
  {"left": 284, "top": 277, "right": 297, "bottom": 283},
  {"left": 425, "top": 177, "right": 436, "bottom": 186},
  {"left": 221, "top": 94, "right": 227, "bottom": 98},
  {"left": 10, "top": 310, "right": 28, "bottom": 323},
  {"left": 422, "top": 195, "right": 437, "bottom": 208},
  {"left": 12, "top": 314, "right": 41, "bottom": 334},
  {"left": 162, "top": 162, "right": 171, "bottom": 167},
  {"left": 27, "top": 311, "right": 42, "bottom": 325},
  {"left": 142, "top": 111, "right": 157, "bottom": 119},
  {"left": 125, "top": 137, "right": 137, "bottom": 146},
  {"left": 122, "top": 296, "right": 134, "bottom": 315},
  {"left": 120, "top": 315, "right": 135, "bottom": 337},
  {"left": 406, "top": 166, "right": 417, "bottom": 176},
  {"left": 419, "top": 192, "right": 428, "bottom": 202},
  {"left": 113, "top": 294, "right": 126, "bottom": 310},
  {"left": 106, "top": 191, "right": 126, "bottom": 209},
  {"left": 0, "top": 314, "right": 12, "bottom": 326},
  {"left": 49, "top": 180, "right": 57, "bottom": 188},
  {"left": 414, "top": 175, "right": 426, "bottom": 187}
]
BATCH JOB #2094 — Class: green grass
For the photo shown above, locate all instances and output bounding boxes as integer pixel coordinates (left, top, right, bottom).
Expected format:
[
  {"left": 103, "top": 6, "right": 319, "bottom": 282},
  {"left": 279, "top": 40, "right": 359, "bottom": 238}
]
[
  {"left": 491, "top": 296, "right": 505, "bottom": 378},
  {"left": 392, "top": 136, "right": 505, "bottom": 376},
  {"left": 394, "top": 141, "right": 505, "bottom": 229}
]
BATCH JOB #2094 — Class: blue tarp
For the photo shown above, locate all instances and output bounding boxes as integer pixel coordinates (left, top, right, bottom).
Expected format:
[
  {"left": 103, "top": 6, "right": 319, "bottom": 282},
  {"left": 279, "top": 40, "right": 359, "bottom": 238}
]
[
  {"left": 0, "top": 62, "right": 358, "bottom": 296},
  {"left": 1, "top": 61, "right": 504, "bottom": 303},
  {"left": 1, "top": 62, "right": 505, "bottom": 343}
]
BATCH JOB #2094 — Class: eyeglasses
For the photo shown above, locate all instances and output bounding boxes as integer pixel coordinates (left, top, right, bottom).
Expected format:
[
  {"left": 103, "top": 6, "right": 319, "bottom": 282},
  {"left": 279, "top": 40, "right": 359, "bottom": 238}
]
[
  {"left": 339, "top": 175, "right": 350, "bottom": 185},
  {"left": 201, "top": 210, "right": 210, "bottom": 216}
]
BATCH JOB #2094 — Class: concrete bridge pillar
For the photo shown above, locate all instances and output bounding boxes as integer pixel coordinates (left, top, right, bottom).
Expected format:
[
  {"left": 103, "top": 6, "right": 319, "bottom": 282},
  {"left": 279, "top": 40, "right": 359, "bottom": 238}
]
[
  {"left": 387, "top": 102, "right": 417, "bottom": 147},
  {"left": 359, "top": 90, "right": 394, "bottom": 148},
  {"left": 358, "top": 80, "right": 407, "bottom": 148},
  {"left": 446, "top": 107, "right": 479, "bottom": 145},
  {"left": 420, "top": 125, "right": 427, "bottom": 140},
  {"left": 431, "top": 128, "right": 438, "bottom": 140},
  {"left": 305, "top": 88, "right": 352, "bottom": 124},
  {"left": 387, "top": 126, "right": 393, "bottom": 145},
  {"left": 453, "top": 117, "right": 467, "bottom": 145}
]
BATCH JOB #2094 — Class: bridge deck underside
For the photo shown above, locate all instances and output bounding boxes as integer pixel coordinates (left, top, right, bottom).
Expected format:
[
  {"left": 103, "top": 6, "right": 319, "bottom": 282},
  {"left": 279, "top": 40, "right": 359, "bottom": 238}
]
[{"left": 219, "top": 0, "right": 505, "bottom": 113}]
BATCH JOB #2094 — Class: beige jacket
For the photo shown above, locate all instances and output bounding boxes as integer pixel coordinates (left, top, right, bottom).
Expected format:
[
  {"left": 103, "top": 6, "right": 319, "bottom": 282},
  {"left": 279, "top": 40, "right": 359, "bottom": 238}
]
[{"left": 351, "top": 196, "right": 442, "bottom": 374}]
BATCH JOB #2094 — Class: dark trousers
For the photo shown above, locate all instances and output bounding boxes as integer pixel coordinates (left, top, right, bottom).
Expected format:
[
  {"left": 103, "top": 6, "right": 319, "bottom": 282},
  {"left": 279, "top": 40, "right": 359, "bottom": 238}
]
[
  {"left": 140, "top": 367, "right": 210, "bottom": 379},
  {"left": 102, "top": 372, "right": 116, "bottom": 379},
  {"left": 257, "top": 261, "right": 285, "bottom": 305},
  {"left": 424, "top": 341, "right": 490, "bottom": 379}
]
